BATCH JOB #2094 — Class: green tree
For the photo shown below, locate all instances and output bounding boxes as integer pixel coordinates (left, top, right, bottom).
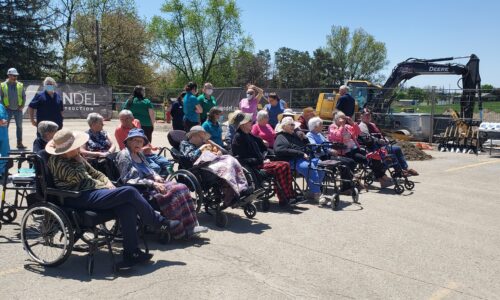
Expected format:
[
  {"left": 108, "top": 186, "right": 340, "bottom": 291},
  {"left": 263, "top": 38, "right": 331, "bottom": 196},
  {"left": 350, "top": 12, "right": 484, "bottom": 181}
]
[
  {"left": 481, "top": 84, "right": 494, "bottom": 94},
  {"left": 407, "top": 86, "right": 426, "bottom": 103},
  {"left": 70, "top": 1, "right": 153, "bottom": 85},
  {"left": 311, "top": 48, "right": 341, "bottom": 87},
  {"left": 149, "top": 0, "right": 242, "bottom": 84},
  {"left": 50, "top": 0, "right": 82, "bottom": 82},
  {"left": 325, "top": 25, "right": 388, "bottom": 83},
  {"left": 274, "top": 47, "right": 313, "bottom": 88},
  {"left": 0, "top": 0, "right": 57, "bottom": 79}
]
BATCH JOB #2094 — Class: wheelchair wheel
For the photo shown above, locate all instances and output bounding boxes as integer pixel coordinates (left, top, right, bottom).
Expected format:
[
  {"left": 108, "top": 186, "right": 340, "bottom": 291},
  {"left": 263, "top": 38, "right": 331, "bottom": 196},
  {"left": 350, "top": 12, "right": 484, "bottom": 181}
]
[
  {"left": 1, "top": 205, "right": 17, "bottom": 223},
  {"left": 159, "top": 231, "right": 171, "bottom": 244},
  {"left": 404, "top": 180, "right": 415, "bottom": 190},
  {"left": 243, "top": 203, "right": 257, "bottom": 219},
  {"left": 331, "top": 194, "right": 340, "bottom": 211},
  {"left": 21, "top": 202, "right": 74, "bottom": 267},
  {"left": 261, "top": 199, "right": 271, "bottom": 212},
  {"left": 215, "top": 210, "right": 228, "bottom": 228},
  {"left": 169, "top": 170, "right": 204, "bottom": 213},
  {"left": 87, "top": 254, "right": 94, "bottom": 276},
  {"left": 352, "top": 187, "right": 359, "bottom": 204},
  {"left": 364, "top": 172, "right": 374, "bottom": 186},
  {"left": 394, "top": 184, "right": 404, "bottom": 194}
]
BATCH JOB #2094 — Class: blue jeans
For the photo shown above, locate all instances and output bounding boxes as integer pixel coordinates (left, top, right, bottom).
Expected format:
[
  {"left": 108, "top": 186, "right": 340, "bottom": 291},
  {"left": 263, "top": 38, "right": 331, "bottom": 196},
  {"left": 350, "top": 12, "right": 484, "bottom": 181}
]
[
  {"left": 7, "top": 109, "right": 23, "bottom": 142},
  {"left": 0, "top": 127, "right": 9, "bottom": 174},
  {"left": 68, "top": 186, "right": 164, "bottom": 253},
  {"left": 389, "top": 145, "right": 408, "bottom": 170},
  {"left": 291, "top": 158, "right": 325, "bottom": 193}
]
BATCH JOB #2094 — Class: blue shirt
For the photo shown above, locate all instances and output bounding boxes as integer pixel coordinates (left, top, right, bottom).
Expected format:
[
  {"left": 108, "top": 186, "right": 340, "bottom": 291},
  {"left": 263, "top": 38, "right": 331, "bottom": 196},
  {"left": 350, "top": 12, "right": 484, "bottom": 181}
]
[
  {"left": 183, "top": 92, "right": 199, "bottom": 123},
  {"left": 265, "top": 99, "right": 286, "bottom": 128},
  {"left": 306, "top": 131, "right": 329, "bottom": 157},
  {"left": 202, "top": 120, "right": 223, "bottom": 147},
  {"left": 29, "top": 91, "right": 64, "bottom": 128}
]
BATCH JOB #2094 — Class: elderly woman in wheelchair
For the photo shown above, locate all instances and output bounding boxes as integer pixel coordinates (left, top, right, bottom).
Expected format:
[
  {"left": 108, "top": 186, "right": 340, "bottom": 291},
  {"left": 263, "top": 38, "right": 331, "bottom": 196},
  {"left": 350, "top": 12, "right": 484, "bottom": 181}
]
[
  {"left": 179, "top": 126, "right": 255, "bottom": 210},
  {"left": 231, "top": 112, "right": 298, "bottom": 208},
  {"left": 306, "top": 117, "right": 359, "bottom": 207},
  {"left": 274, "top": 116, "right": 327, "bottom": 204},
  {"left": 116, "top": 128, "right": 208, "bottom": 240},
  {"left": 45, "top": 129, "right": 179, "bottom": 267},
  {"left": 328, "top": 111, "right": 393, "bottom": 189}
]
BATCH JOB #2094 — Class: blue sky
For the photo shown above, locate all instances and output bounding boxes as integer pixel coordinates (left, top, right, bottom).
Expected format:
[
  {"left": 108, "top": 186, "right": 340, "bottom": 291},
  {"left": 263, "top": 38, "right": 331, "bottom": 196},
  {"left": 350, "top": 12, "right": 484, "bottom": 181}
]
[{"left": 137, "top": 0, "right": 500, "bottom": 89}]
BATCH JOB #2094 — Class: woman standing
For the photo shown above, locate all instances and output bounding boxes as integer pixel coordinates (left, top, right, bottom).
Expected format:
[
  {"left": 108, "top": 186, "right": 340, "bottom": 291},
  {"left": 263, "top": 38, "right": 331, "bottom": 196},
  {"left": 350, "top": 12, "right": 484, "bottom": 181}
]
[
  {"left": 183, "top": 82, "right": 202, "bottom": 131},
  {"left": 202, "top": 107, "right": 223, "bottom": 147},
  {"left": 126, "top": 85, "right": 155, "bottom": 142},
  {"left": 239, "top": 84, "right": 263, "bottom": 123},
  {"left": 198, "top": 83, "right": 217, "bottom": 124}
]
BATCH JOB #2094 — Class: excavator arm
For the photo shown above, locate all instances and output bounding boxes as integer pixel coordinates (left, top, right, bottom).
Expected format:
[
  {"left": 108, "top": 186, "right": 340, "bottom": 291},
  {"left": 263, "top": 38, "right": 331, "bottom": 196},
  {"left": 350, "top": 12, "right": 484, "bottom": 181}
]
[{"left": 366, "top": 54, "right": 481, "bottom": 119}]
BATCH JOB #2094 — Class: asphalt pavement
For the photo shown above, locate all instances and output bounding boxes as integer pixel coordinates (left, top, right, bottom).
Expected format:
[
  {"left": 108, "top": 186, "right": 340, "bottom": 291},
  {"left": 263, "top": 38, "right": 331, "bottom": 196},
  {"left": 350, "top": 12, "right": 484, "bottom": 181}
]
[{"left": 0, "top": 119, "right": 499, "bottom": 299}]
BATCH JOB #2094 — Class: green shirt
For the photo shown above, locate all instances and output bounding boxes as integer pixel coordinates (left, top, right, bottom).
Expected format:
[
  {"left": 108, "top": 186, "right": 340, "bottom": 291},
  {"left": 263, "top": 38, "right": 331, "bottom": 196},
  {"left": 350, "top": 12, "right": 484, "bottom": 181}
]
[
  {"left": 127, "top": 97, "right": 154, "bottom": 126},
  {"left": 197, "top": 94, "right": 217, "bottom": 122}
]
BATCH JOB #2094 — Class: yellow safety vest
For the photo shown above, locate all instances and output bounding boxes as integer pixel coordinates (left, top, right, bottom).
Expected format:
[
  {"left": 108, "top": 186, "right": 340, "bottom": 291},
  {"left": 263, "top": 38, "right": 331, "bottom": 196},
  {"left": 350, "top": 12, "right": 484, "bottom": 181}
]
[{"left": 1, "top": 81, "right": 24, "bottom": 106}]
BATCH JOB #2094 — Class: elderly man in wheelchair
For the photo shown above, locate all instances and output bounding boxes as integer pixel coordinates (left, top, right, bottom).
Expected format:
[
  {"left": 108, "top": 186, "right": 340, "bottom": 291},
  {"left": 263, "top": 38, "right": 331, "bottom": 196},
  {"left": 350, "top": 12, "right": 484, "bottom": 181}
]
[
  {"left": 21, "top": 129, "right": 180, "bottom": 274},
  {"left": 231, "top": 112, "right": 302, "bottom": 210}
]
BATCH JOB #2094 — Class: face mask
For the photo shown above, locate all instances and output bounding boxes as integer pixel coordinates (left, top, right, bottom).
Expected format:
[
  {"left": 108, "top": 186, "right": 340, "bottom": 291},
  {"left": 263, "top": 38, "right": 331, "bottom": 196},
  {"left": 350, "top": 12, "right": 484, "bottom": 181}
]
[
  {"left": 218, "top": 115, "right": 224, "bottom": 123},
  {"left": 205, "top": 89, "right": 213, "bottom": 96},
  {"left": 246, "top": 93, "right": 253, "bottom": 99},
  {"left": 45, "top": 85, "right": 55, "bottom": 92}
]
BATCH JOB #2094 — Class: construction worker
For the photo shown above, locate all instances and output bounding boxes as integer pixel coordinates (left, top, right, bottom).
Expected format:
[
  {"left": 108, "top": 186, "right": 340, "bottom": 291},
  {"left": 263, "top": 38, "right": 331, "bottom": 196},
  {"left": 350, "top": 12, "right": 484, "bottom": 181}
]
[{"left": 0, "top": 68, "right": 26, "bottom": 149}]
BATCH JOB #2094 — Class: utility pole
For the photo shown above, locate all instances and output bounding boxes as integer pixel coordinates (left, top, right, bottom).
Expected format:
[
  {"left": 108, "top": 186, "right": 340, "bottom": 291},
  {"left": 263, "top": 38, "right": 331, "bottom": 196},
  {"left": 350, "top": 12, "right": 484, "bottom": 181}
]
[{"left": 96, "top": 19, "right": 103, "bottom": 85}]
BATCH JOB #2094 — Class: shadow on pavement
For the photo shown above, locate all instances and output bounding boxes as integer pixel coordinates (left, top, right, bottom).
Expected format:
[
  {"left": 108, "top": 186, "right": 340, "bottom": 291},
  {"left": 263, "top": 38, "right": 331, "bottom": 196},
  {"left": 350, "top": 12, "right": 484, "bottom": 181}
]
[{"left": 198, "top": 212, "right": 271, "bottom": 234}]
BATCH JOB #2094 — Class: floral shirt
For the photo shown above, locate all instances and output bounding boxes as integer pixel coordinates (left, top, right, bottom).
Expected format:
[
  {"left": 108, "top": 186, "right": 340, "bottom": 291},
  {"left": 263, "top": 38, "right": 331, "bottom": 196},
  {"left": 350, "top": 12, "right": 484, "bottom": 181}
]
[
  {"left": 86, "top": 129, "right": 111, "bottom": 152},
  {"left": 179, "top": 140, "right": 202, "bottom": 162}
]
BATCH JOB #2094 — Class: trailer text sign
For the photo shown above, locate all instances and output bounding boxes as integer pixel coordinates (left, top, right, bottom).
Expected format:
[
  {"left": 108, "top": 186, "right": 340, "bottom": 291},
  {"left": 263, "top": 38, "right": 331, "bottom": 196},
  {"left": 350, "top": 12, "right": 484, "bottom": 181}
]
[{"left": 23, "top": 82, "right": 112, "bottom": 119}]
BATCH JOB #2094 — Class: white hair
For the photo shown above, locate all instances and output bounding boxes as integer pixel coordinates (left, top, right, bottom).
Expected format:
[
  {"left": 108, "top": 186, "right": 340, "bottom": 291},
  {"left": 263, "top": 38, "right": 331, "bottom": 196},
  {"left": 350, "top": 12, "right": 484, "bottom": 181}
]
[
  {"left": 256, "top": 110, "right": 269, "bottom": 122},
  {"left": 334, "top": 111, "right": 346, "bottom": 122},
  {"left": 43, "top": 77, "right": 57, "bottom": 87},
  {"left": 118, "top": 109, "right": 134, "bottom": 118},
  {"left": 87, "top": 112, "right": 104, "bottom": 126},
  {"left": 37, "top": 121, "right": 59, "bottom": 139},
  {"left": 281, "top": 116, "right": 295, "bottom": 127},
  {"left": 308, "top": 117, "right": 323, "bottom": 132},
  {"left": 339, "top": 85, "right": 348, "bottom": 92}
]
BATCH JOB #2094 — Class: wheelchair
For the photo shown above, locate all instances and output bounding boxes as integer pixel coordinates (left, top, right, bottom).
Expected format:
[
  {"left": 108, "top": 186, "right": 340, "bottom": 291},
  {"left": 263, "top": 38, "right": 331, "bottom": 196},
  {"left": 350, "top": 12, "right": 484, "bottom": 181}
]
[
  {"left": 303, "top": 143, "right": 359, "bottom": 210},
  {"left": 0, "top": 150, "right": 37, "bottom": 231},
  {"left": 357, "top": 135, "right": 415, "bottom": 194},
  {"left": 166, "top": 130, "right": 260, "bottom": 227},
  {"left": 20, "top": 152, "right": 146, "bottom": 275}
]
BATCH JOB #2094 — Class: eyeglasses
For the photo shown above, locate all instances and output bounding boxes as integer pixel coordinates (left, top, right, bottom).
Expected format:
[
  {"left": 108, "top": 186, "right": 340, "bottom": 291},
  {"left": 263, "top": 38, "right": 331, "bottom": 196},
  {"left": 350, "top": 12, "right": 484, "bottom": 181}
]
[{"left": 247, "top": 92, "right": 254, "bottom": 95}]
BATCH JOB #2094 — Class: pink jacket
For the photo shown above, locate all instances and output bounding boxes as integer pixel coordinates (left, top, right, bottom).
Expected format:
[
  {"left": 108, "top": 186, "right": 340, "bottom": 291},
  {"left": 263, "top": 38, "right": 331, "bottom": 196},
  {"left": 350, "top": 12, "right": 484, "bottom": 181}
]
[{"left": 327, "top": 123, "right": 361, "bottom": 155}]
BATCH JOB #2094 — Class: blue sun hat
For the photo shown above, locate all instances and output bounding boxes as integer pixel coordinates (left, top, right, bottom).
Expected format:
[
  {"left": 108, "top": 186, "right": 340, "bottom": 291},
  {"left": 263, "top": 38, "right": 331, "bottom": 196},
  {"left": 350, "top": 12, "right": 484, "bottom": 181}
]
[{"left": 124, "top": 128, "right": 149, "bottom": 145}]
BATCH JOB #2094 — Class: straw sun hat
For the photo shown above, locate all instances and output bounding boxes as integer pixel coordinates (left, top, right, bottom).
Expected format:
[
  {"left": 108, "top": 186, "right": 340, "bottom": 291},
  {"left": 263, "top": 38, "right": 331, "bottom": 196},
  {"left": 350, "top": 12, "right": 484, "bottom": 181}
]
[{"left": 45, "top": 129, "right": 89, "bottom": 155}]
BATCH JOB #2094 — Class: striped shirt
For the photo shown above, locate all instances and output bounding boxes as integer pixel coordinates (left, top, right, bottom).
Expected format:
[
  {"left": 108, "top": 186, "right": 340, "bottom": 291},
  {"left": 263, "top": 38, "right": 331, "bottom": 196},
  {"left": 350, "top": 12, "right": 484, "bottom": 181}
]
[{"left": 48, "top": 155, "right": 110, "bottom": 191}]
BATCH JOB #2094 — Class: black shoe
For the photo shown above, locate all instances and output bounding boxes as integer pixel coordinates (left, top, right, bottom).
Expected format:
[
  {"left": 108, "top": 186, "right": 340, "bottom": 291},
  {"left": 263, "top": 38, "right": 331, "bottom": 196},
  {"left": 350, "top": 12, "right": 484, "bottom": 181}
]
[
  {"left": 122, "top": 249, "right": 153, "bottom": 267},
  {"left": 159, "top": 219, "right": 180, "bottom": 232}
]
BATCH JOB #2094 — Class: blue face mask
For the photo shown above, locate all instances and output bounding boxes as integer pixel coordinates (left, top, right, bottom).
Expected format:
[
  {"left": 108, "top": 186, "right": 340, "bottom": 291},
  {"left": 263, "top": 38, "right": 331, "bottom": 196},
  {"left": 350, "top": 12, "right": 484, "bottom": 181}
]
[{"left": 45, "top": 85, "right": 55, "bottom": 92}]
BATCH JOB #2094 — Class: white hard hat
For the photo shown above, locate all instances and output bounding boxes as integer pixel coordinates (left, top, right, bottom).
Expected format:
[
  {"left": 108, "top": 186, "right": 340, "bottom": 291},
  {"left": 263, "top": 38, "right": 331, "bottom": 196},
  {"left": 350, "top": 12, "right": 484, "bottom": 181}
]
[{"left": 7, "top": 68, "right": 19, "bottom": 76}]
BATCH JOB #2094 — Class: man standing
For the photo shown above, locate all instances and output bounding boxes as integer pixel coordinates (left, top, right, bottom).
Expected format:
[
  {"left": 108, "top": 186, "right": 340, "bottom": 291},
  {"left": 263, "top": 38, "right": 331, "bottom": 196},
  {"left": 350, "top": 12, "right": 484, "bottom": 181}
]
[
  {"left": 0, "top": 68, "right": 26, "bottom": 148},
  {"left": 335, "top": 85, "right": 356, "bottom": 118},
  {"left": 28, "top": 77, "right": 64, "bottom": 132}
]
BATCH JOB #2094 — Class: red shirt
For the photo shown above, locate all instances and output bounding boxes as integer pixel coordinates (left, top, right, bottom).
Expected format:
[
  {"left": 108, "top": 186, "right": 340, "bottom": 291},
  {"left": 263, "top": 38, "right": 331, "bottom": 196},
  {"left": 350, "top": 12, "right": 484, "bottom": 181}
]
[{"left": 115, "top": 119, "right": 141, "bottom": 150}]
